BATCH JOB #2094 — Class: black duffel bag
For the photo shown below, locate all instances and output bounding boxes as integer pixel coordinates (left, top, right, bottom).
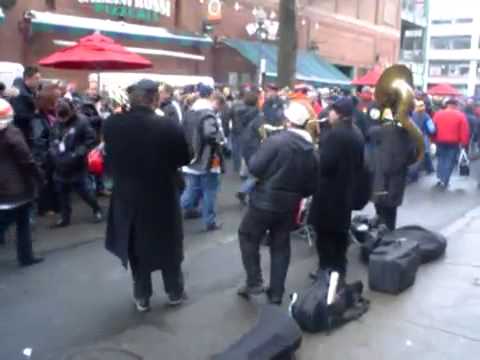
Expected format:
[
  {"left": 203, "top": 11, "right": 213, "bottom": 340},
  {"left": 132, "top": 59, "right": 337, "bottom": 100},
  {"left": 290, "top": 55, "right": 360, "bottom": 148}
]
[
  {"left": 212, "top": 305, "right": 302, "bottom": 360},
  {"left": 291, "top": 271, "right": 369, "bottom": 333},
  {"left": 383, "top": 225, "right": 447, "bottom": 264},
  {"left": 369, "top": 237, "right": 420, "bottom": 294}
]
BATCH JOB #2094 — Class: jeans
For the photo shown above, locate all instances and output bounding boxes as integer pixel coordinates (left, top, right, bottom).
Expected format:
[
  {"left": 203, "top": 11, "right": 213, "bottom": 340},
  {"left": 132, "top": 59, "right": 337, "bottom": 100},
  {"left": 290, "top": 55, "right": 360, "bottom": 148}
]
[
  {"left": 181, "top": 173, "right": 220, "bottom": 227},
  {"left": 55, "top": 178, "right": 101, "bottom": 222},
  {"left": 238, "top": 206, "right": 295, "bottom": 299},
  {"left": 0, "top": 203, "right": 35, "bottom": 264},
  {"left": 436, "top": 144, "right": 460, "bottom": 186},
  {"left": 230, "top": 134, "right": 242, "bottom": 174}
]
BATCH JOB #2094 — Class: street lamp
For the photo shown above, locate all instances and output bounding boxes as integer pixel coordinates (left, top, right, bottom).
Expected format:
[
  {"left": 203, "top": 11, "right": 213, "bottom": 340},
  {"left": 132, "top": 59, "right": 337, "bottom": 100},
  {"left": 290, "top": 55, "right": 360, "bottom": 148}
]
[{"left": 254, "top": 7, "right": 268, "bottom": 87}]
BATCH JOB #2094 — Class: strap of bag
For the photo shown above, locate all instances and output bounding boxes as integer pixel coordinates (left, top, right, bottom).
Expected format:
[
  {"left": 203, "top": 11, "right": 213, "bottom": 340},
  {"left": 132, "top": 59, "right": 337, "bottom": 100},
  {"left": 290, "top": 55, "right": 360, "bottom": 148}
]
[{"left": 459, "top": 149, "right": 470, "bottom": 165}]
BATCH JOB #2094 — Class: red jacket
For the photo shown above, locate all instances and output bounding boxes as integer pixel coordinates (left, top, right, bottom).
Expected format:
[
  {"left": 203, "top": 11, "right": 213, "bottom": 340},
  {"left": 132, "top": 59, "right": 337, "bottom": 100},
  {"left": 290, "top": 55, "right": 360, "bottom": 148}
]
[{"left": 433, "top": 108, "right": 470, "bottom": 146}]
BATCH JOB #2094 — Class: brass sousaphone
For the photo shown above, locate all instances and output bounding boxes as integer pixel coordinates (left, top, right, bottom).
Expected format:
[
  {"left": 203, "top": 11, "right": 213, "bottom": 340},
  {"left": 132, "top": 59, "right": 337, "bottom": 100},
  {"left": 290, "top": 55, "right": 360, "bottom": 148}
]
[{"left": 375, "top": 65, "right": 425, "bottom": 162}]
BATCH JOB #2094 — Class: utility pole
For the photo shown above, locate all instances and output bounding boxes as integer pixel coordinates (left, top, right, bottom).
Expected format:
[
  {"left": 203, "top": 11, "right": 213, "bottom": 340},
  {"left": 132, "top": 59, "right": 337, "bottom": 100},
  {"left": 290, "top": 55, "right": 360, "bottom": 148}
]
[{"left": 277, "top": 0, "right": 297, "bottom": 88}]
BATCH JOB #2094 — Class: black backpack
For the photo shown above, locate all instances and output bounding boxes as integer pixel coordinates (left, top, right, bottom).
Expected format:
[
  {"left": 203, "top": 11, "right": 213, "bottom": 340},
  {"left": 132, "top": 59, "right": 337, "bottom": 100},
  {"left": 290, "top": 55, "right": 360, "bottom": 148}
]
[{"left": 291, "top": 271, "right": 369, "bottom": 333}]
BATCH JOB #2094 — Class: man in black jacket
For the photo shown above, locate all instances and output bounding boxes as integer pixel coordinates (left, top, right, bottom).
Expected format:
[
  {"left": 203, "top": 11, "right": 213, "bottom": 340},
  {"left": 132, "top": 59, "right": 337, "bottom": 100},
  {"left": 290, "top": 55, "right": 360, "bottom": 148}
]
[
  {"left": 0, "top": 99, "right": 44, "bottom": 266},
  {"left": 104, "top": 79, "right": 191, "bottom": 312},
  {"left": 159, "top": 84, "right": 182, "bottom": 124},
  {"left": 49, "top": 98, "right": 102, "bottom": 228},
  {"left": 308, "top": 98, "right": 365, "bottom": 277},
  {"left": 238, "top": 102, "right": 317, "bottom": 305},
  {"left": 10, "top": 66, "right": 42, "bottom": 146}
]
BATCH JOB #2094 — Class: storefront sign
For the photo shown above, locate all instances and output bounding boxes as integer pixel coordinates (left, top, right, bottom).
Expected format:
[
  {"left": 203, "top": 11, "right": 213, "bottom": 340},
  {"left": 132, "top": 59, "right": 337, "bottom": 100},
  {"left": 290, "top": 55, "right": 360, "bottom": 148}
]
[
  {"left": 78, "top": 0, "right": 172, "bottom": 22},
  {"left": 207, "top": 0, "right": 222, "bottom": 22}
]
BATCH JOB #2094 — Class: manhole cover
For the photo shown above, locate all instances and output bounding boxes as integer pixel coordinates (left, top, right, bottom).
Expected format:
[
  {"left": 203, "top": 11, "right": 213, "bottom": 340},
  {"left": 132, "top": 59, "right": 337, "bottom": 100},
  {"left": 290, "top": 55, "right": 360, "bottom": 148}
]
[{"left": 64, "top": 348, "right": 142, "bottom": 360}]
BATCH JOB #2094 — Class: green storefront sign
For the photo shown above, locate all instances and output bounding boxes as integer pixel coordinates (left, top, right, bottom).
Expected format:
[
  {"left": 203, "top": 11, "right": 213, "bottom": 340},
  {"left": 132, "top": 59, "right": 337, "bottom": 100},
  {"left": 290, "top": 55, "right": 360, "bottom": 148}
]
[{"left": 79, "top": 0, "right": 171, "bottom": 22}]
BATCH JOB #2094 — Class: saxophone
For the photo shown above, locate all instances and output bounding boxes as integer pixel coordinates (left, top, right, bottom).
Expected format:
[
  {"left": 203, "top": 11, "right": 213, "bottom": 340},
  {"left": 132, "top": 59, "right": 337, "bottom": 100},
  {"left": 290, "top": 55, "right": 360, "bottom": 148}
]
[{"left": 375, "top": 65, "right": 425, "bottom": 162}]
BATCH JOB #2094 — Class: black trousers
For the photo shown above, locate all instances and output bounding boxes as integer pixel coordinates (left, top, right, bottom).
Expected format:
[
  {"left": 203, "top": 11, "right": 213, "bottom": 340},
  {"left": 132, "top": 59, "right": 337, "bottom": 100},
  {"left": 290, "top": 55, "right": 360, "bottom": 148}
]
[
  {"left": 238, "top": 206, "right": 294, "bottom": 298},
  {"left": 0, "top": 204, "right": 35, "bottom": 264},
  {"left": 55, "top": 178, "right": 100, "bottom": 221},
  {"left": 375, "top": 204, "right": 398, "bottom": 231},
  {"left": 315, "top": 230, "right": 349, "bottom": 276},
  {"left": 128, "top": 231, "right": 184, "bottom": 300}
]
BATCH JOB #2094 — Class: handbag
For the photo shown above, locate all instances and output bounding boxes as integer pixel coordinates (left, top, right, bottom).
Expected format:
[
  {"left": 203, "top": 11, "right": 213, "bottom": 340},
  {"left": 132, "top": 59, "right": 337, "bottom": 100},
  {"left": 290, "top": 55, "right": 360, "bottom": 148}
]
[
  {"left": 459, "top": 149, "right": 470, "bottom": 177},
  {"left": 87, "top": 148, "right": 104, "bottom": 176}
]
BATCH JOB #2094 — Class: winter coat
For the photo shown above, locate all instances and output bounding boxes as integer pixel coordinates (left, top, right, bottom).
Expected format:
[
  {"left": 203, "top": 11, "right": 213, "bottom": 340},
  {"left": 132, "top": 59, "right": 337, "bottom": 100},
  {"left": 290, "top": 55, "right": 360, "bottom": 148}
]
[
  {"left": 31, "top": 111, "right": 54, "bottom": 167},
  {"left": 262, "top": 96, "right": 285, "bottom": 126},
  {"left": 182, "top": 99, "right": 224, "bottom": 173},
  {"left": 0, "top": 125, "right": 44, "bottom": 205},
  {"left": 308, "top": 120, "right": 365, "bottom": 232},
  {"left": 10, "top": 80, "right": 36, "bottom": 146},
  {"left": 160, "top": 99, "right": 181, "bottom": 125},
  {"left": 49, "top": 113, "right": 96, "bottom": 183},
  {"left": 241, "top": 112, "right": 264, "bottom": 163},
  {"left": 230, "top": 100, "right": 256, "bottom": 136},
  {"left": 104, "top": 106, "right": 191, "bottom": 272},
  {"left": 248, "top": 129, "right": 318, "bottom": 213},
  {"left": 433, "top": 108, "right": 470, "bottom": 146},
  {"left": 369, "top": 123, "right": 417, "bottom": 208}
]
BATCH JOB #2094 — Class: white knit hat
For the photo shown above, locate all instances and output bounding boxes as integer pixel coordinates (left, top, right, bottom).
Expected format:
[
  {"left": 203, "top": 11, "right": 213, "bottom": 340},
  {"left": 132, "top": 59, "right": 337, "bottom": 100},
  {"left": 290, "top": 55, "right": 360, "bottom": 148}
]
[
  {"left": 284, "top": 102, "right": 310, "bottom": 126},
  {"left": 0, "top": 99, "right": 14, "bottom": 130}
]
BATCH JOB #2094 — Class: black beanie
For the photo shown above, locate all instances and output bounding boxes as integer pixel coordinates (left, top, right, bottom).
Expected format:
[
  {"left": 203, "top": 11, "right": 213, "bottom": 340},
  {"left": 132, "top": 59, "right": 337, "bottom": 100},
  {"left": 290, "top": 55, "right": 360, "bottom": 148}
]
[{"left": 332, "top": 97, "right": 354, "bottom": 118}]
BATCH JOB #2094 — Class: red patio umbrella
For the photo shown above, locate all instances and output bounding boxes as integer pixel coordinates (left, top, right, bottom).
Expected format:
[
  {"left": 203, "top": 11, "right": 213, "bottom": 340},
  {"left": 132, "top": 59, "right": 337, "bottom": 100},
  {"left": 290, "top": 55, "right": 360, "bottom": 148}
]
[
  {"left": 427, "top": 83, "right": 460, "bottom": 97},
  {"left": 38, "top": 32, "right": 152, "bottom": 70},
  {"left": 351, "top": 68, "right": 382, "bottom": 86}
]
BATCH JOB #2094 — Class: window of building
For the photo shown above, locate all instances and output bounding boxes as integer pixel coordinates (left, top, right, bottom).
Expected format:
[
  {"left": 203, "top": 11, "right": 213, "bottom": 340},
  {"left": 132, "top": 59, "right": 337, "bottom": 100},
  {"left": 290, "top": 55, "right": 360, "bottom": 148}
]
[
  {"left": 431, "top": 36, "right": 471, "bottom": 50},
  {"left": 432, "top": 19, "right": 452, "bottom": 25},
  {"left": 429, "top": 61, "right": 470, "bottom": 78},
  {"left": 456, "top": 18, "right": 473, "bottom": 24}
]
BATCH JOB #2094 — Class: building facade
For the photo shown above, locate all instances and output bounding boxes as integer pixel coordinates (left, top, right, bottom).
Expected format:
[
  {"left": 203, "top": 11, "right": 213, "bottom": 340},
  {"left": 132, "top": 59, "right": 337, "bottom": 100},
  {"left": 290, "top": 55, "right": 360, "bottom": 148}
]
[
  {"left": 399, "top": 0, "right": 428, "bottom": 87},
  {"left": 426, "top": 0, "right": 480, "bottom": 96},
  {"left": 0, "top": 0, "right": 402, "bottom": 89}
]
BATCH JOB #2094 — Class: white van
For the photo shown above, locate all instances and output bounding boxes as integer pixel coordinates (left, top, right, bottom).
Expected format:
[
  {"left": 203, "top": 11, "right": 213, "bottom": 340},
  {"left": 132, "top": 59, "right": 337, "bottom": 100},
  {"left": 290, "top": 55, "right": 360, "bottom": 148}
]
[{"left": 0, "top": 62, "right": 24, "bottom": 87}]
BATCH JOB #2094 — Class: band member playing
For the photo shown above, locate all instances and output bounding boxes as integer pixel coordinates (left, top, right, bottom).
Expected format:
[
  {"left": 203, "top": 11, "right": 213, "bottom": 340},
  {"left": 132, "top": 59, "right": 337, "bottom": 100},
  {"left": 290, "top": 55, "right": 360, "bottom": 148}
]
[{"left": 237, "top": 102, "right": 317, "bottom": 305}]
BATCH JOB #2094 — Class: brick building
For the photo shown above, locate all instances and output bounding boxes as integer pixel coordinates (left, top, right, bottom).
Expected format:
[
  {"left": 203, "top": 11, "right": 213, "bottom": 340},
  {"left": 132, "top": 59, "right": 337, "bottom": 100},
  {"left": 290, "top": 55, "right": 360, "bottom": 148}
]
[{"left": 0, "top": 0, "right": 401, "bottom": 89}]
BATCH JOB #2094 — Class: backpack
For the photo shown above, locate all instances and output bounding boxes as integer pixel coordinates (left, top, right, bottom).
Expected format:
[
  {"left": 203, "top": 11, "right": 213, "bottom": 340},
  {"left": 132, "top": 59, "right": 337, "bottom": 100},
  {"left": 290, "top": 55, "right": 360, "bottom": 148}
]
[{"left": 291, "top": 270, "right": 369, "bottom": 333}]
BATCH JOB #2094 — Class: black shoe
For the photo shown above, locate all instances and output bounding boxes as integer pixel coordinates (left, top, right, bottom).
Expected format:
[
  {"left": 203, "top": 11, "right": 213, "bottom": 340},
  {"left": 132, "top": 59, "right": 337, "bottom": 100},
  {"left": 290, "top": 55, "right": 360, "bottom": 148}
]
[
  {"left": 93, "top": 210, "right": 104, "bottom": 223},
  {"left": 266, "top": 289, "right": 283, "bottom": 305},
  {"left": 206, "top": 223, "right": 222, "bottom": 232},
  {"left": 236, "top": 192, "right": 247, "bottom": 205},
  {"left": 51, "top": 219, "right": 70, "bottom": 228},
  {"left": 184, "top": 209, "right": 202, "bottom": 220},
  {"left": 237, "top": 284, "right": 265, "bottom": 299},
  {"left": 19, "top": 257, "right": 44, "bottom": 267},
  {"left": 168, "top": 292, "right": 187, "bottom": 307},
  {"left": 133, "top": 297, "right": 151, "bottom": 313}
]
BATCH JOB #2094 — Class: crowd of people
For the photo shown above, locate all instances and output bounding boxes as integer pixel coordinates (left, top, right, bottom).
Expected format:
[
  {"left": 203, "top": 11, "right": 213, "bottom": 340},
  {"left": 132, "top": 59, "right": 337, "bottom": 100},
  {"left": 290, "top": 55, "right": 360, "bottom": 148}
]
[{"left": 0, "top": 65, "right": 478, "bottom": 311}]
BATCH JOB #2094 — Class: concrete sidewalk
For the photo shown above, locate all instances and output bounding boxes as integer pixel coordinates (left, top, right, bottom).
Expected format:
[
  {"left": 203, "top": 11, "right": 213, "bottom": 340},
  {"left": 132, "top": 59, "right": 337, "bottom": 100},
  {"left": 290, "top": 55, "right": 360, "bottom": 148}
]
[{"left": 54, "top": 206, "right": 480, "bottom": 360}]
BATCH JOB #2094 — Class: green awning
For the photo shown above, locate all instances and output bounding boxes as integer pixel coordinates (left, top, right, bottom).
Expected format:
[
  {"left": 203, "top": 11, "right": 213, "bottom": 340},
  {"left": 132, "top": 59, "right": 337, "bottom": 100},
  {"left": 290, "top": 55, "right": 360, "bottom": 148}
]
[
  {"left": 223, "top": 38, "right": 350, "bottom": 85},
  {"left": 0, "top": 8, "right": 5, "bottom": 24}
]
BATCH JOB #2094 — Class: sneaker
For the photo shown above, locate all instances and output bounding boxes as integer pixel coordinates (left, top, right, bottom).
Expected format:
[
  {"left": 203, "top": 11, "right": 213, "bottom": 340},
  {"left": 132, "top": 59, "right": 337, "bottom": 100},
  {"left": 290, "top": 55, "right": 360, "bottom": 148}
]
[
  {"left": 206, "top": 223, "right": 222, "bottom": 232},
  {"left": 19, "top": 257, "right": 44, "bottom": 267},
  {"left": 237, "top": 284, "right": 265, "bottom": 299},
  {"left": 236, "top": 192, "right": 247, "bottom": 205},
  {"left": 167, "top": 292, "right": 187, "bottom": 306},
  {"left": 184, "top": 209, "right": 202, "bottom": 220},
  {"left": 93, "top": 210, "right": 104, "bottom": 223},
  {"left": 133, "top": 297, "right": 151, "bottom": 313},
  {"left": 51, "top": 218, "right": 70, "bottom": 229}
]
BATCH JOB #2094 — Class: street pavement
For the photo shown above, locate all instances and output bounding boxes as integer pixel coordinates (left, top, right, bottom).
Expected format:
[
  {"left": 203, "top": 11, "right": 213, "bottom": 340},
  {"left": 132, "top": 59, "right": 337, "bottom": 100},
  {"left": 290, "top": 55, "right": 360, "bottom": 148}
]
[{"left": 1, "top": 166, "right": 480, "bottom": 360}]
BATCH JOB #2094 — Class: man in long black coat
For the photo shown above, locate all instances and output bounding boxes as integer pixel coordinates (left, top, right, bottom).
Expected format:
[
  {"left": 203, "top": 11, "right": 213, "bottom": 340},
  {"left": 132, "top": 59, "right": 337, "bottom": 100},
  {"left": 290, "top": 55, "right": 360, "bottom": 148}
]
[
  {"left": 104, "top": 80, "right": 191, "bottom": 312},
  {"left": 308, "top": 98, "right": 365, "bottom": 277}
]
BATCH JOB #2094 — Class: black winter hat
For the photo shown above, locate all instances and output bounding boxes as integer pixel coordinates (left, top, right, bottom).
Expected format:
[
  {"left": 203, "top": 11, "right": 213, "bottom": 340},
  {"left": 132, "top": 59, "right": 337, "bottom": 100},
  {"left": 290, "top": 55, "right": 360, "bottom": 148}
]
[{"left": 332, "top": 97, "right": 354, "bottom": 118}]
